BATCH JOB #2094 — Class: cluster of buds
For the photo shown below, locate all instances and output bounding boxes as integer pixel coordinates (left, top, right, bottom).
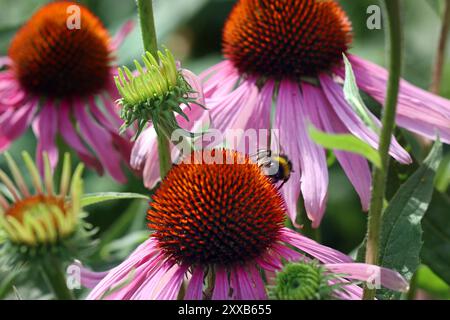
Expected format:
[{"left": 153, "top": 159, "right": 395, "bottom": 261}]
[{"left": 269, "top": 261, "right": 342, "bottom": 300}]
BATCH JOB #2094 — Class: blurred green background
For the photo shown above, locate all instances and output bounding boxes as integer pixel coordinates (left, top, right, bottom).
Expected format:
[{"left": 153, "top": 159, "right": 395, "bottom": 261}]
[{"left": 0, "top": 0, "right": 449, "bottom": 299}]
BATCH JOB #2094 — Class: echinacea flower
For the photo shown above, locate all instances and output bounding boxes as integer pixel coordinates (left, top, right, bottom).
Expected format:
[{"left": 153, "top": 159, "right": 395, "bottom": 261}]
[
  {"left": 0, "top": 1, "right": 134, "bottom": 182},
  {"left": 200, "top": 0, "right": 450, "bottom": 227},
  {"left": 79, "top": 149, "right": 407, "bottom": 300},
  {"left": 0, "top": 151, "right": 92, "bottom": 265}
]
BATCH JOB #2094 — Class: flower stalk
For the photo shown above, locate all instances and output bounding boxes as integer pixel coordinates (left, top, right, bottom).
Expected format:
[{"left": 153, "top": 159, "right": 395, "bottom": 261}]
[
  {"left": 363, "top": 0, "right": 403, "bottom": 300},
  {"left": 430, "top": 0, "right": 450, "bottom": 94},
  {"left": 40, "top": 256, "right": 74, "bottom": 300},
  {"left": 137, "top": 0, "right": 172, "bottom": 179}
]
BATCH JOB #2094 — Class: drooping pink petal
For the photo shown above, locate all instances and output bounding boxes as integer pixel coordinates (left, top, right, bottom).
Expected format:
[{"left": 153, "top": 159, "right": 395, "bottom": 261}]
[
  {"left": 303, "top": 83, "right": 372, "bottom": 211},
  {"left": 279, "top": 228, "right": 353, "bottom": 264},
  {"left": 111, "top": 251, "right": 168, "bottom": 300},
  {"left": 247, "top": 263, "right": 267, "bottom": 300},
  {"left": 88, "top": 96, "right": 132, "bottom": 166},
  {"left": 330, "top": 278, "right": 364, "bottom": 300},
  {"left": 325, "top": 263, "right": 409, "bottom": 292},
  {"left": 208, "top": 78, "right": 259, "bottom": 134},
  {"left": 181, "top": 68, "right": 205, "bottom": 105},
  {"left": 70, "top": 261, "right": 109, "bottom": 289},
  {"left": 32, "top": 99, "right": 59, "bottom": 172},
  {"left": 152, "top": 264, "right": 189, "bottom": 300},
  {"left": 271, "top": 242, "right": 304, "bottom": 263},
  {"left": 233, "top": 265, "right": 259, "bottom": 300},
  {"left": 200, "top": 60, "right": 240, "bottom": 99},
  {"left": 74, "top": 98, "right": 126, "bottom": 183},
  {"left": 341, "top": 55, "right": 450, "bottom": 143},
  {"left": 59, "top": 100, "right": 104, "bottom": 174},
  {"left": 0, "top": 56, "right": 11, "bottom": 67},
  {"left": 110, "top": 20, "right": 135, "bottom": 50},
  {"left": 0, "top": 97, "right": 38, "bottom": 152},
  {"left": 278, "top": 81, "right": 329, "bottom": 227},
  {"left": 273, "top": 81, "right": 302, "bottom": 225},
  {"left": 0, "top": 86, "right": 26, "bottom": 105},
  {"left": 212, "top": 266, "right": 230, "bottom": 300},
  {"left": 319, "top": 74, "right": 412, "bottom": 164},
  {"left": 185, "top": 267, "right": 205, "bottom": 300},
  {"left": 86, "top": 238, "right": 160, "bottom": 300}
]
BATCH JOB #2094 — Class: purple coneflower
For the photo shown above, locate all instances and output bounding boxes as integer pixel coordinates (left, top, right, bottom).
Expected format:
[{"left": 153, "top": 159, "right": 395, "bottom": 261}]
[
  {"left": 80, "top": 149, "right": 407, "bottom": 300},
  {"left": 199, "top": 0, "right": 450, "bottom": 227},
  {"left": 0, "top": 1, "right": 134, "bottom": 182}
]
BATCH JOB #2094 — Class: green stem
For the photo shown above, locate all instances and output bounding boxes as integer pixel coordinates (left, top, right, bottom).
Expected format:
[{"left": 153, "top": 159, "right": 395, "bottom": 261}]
[
  {"left": 40, "top": 257, "right": 74, "bottom": 300},
  {"left": 406, "top": 271, "right": 418, "bottom": 300},
  {"left": 430, "top": 0, "right": 450, "bottom": 94},
  {"left": 363, "top": 0, "right": 403, "bottom": 300},
  {"left": 137, "top": 0, "right": 172, "bottom": 178},
  {"left": 156, "top": 127, "right": 172, "bottom": 179},
  {"left": 137, "top": 0, "right": 158, "bottom": 59}
]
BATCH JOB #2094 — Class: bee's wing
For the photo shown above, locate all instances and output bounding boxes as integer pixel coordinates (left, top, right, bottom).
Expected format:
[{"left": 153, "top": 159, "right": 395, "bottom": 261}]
[{"left": 270, "top": 129, "right": 284, "bottom": 155}]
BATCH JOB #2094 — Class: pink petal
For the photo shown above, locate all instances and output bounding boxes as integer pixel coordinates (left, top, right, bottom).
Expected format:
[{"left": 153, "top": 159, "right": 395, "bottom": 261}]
[
  {"left": 280, "top": 81, "right": 329, "bottom": 227},
  {"left": 0, "top": 56, "right": 11, "bottom": 67},
  {"left": 58, "top": 100, "right": 104, "bottom": 174},
  {"left": 185, "top": 267, "right": 204, "bottom": 300},
  {"left": 200, "top": 60, "right": 240, "bottom": 98},
  {"left": 153, "top": 264, "right": 189, "bottom": 300},
  {"left": 280, "top": 228, "right": 354, "bottom": 264},
  {"left": 304, "top": 83, "right": 372, "bottom": 211},
  {"left": 343, "top": 55, "right": 450, "bottom": 143},
  {"left": 181, "top": 68, "right": 205, "bottom": 105},
  {"left": 0, "top": 97, "right": 38, "bottom": 152},
  {"left": 247, "top": 263, "right": 267, "bottom": 300},
  {"left": 110, "top": 20, "right": 135, "bottom": 50},
  {"left": 319, "top": 74, "right": 412, "bottom": 164},
  {"left": 233, "top": 265, "right": 260, "bottom": 300},
  {"left": 71, "top": 261, "right": 109, "bottom": 289},
  {"left": 325, "top": 263, "right": 409, "bottom": 292},
  {"left": 74, "top": 99, "right": 127, "bottom": 183},
  {"left": 32, "top": 99, "right": 59, "bottom": 172},
  {"left": 87, "top": 238, "right": 160, "bottom": 300},
  {"left": 208, "top": 78, "right": 259, "bottom": 134},
  {"left": 212, "top": 266, "right": 230, "bottom": 300}
]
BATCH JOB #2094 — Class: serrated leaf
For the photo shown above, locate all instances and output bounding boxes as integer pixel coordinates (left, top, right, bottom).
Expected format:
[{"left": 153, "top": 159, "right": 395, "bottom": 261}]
[
  {"left": 81, "top": 192, "right": 149, "bottom": 207},
  {"left": 308, "top": 125, "right": 382, "bottom": 168},
  {"left": 421, "top": 192, "right": 450, "bottom": 285},
  {"left": 379, "top": 140, "right": 442, "bottom": 300},
  {"left": 343, "top": 54, "right": 380, "bottom": 135}
]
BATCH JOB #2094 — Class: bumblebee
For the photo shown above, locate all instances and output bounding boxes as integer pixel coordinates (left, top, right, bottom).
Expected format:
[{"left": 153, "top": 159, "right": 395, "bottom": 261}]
[{"left": 253, "top": 150, "right": 293, "bottom": 189}]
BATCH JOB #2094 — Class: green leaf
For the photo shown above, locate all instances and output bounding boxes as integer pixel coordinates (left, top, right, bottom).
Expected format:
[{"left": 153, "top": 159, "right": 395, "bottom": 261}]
[
  {"left": 308, "top": 126, "right": 382, "bottom": 168},
  {"left": 379, "top": 140, "right": 443, "bottom": 300},
  {"left": 342, "top": 54, "right": 380, "bottom": 135},
  {"left": 421, "top": 192, "right": 450, "bottom": 285},
  {"left": 81, "top": 192, "right": 149, "bottom": 207},
  {"left": 416, "top": 265, "right": 450, "bottom": 299},
  {"left": 435, "top": 153, "right": 450, "bottom": 192}
]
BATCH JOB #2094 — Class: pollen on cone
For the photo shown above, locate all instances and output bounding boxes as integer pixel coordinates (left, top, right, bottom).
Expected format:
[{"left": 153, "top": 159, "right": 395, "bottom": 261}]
[
  {"left": 8, "top": 1, "right": 112, "bottom": 98},
  {"left": 223, "top": 0, "right": 352, "bottom": 79},
  {"left": 147, "top": 149, "right": 287, "bottom": 266}
]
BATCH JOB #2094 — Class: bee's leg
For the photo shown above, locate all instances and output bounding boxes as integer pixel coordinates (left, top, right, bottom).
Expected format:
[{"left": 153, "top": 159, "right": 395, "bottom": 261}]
[{"left": 277, "top": 180, "right": 288, "bottom": 190}]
